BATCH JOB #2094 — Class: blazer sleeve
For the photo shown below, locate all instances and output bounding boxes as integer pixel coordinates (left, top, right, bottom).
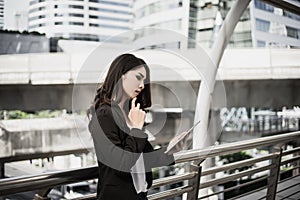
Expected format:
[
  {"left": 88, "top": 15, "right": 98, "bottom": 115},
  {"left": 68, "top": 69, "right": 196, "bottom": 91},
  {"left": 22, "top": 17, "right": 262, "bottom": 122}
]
[
  {"left": 89, "top": 105, "right": 148, "bottom": 172},
  {"left": 143, "top": 142, "right": 175, "bottom": 170}
]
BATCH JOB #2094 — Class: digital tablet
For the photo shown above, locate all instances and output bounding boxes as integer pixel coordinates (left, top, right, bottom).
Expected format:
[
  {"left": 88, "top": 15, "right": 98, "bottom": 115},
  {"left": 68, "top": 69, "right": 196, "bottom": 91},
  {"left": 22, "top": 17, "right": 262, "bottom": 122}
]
[{"left": 165, "top": 120, "right": 201, "bottom": 153}]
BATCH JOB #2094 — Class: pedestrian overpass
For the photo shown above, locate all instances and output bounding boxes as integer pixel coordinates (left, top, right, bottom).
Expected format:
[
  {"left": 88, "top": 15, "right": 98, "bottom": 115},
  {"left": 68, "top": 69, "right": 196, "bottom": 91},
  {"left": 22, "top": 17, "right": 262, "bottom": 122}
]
[
  {"left": 0, "top": 0, "right": 299, "bottom": 199},
  {"left": 0, "top": 48, "right": 299, "bottom": 111}
]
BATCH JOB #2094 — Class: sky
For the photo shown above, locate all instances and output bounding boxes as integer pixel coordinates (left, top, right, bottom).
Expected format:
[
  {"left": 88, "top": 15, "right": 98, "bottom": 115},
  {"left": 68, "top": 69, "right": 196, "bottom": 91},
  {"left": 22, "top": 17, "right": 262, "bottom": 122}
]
[{"left": 4, "top": 0, "right": 29, "bottom": 31}]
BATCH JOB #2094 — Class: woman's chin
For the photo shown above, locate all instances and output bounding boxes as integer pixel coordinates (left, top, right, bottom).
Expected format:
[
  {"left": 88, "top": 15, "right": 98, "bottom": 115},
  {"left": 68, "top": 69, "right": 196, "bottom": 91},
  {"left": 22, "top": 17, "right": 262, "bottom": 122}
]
[{"left": 131, "top": 93, "right": 139, "bottom": 99}]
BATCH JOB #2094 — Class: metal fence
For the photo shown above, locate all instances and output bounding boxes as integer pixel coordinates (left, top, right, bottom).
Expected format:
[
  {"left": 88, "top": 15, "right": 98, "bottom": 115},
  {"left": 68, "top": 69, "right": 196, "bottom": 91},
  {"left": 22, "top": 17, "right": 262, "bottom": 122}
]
[{"left": 0, "top": 131, "right": 299, "bottom": 200}]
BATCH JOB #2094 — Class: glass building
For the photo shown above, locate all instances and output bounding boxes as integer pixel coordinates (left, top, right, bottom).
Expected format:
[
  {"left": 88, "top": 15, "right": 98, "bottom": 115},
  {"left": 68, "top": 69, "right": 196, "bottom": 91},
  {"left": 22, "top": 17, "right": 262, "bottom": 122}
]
[
  {"left": 133, "top": 0, "right": 300, "bottom": 49},
  {"left": 28, "top": 0, "right": 133, "bottom": 42}
]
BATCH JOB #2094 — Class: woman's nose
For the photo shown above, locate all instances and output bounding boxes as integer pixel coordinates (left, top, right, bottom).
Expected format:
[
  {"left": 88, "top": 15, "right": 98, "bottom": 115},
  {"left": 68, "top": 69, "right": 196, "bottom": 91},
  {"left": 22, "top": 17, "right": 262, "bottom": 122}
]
[{"left": 139, "top": 82, "right": 144, "bottom": 89}]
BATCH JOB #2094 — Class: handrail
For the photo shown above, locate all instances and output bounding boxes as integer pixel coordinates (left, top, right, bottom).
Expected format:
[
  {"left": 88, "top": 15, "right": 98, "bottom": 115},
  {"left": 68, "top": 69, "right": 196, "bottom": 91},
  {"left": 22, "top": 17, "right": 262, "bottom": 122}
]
[
  {"left": 148, "top": 185, "right": 194, "bottom": 200},
  {"left": 174, "top": 131, "right": 300, "bottom": 163},
  {"left": 0, "top": 148, "right": 91, "bottom": 163},
  {"left": 0, "top": 166, "right": 98, "bottom": 195},
  {"left": 282, "top": 146, "right": 300, "bottom": 156},
  {"left": 0, "top": 131, "right": 299, "bottom": 198},
  {"left": 201, "top": 154, "right": 277, "bottom": 176},
  {"left": 151, "top": 171, "right": 197, "bottom": 188},
  {"left": 200, "top": 164, "right": 274, "bottom": 189}
]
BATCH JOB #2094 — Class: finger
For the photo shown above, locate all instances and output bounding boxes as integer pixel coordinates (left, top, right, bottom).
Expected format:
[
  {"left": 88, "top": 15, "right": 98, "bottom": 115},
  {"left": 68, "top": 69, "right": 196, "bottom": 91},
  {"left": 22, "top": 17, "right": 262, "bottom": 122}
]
[
  {"left": 138, "top": 110, "right": 145, "bottom": 120},
  {"left": 136, "top": 103, "right": 140, "bottom": 110},
  {"left": 131, "top": 97, "right": 136, "bottom": 109}
]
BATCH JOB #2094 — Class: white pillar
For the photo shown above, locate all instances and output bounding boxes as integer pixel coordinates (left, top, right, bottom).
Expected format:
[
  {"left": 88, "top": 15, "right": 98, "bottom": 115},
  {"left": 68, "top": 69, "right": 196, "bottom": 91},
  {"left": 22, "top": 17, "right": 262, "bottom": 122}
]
[
  {"left": 192, "top": 0, "right": 251, "bottom": 198},
  {"left": 193, "top": 0, "right": 251, "bottom": 149}
]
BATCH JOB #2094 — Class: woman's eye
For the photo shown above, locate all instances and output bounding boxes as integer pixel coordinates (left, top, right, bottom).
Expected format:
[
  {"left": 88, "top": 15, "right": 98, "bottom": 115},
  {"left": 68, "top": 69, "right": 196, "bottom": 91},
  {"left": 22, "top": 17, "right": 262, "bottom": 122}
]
[{"left": 136, "top": 75, "right": 142, "bottom": 80}]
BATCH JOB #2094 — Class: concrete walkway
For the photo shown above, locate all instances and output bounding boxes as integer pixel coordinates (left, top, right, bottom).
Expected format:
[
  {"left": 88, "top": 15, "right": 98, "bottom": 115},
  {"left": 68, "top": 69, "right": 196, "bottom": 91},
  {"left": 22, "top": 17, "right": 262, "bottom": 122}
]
[{"left": 238, "top": 175, "right": 300, "bottom": 200}]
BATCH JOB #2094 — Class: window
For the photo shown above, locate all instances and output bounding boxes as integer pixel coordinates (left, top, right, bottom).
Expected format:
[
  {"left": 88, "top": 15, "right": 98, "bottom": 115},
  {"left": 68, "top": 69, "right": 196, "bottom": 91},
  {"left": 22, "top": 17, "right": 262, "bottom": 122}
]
[
  {"left": 89, "top": 15, "right": 130, "bottom": 22},
  {"left": 89, "top": 23, "right": 129, "bottom": 30},
  {"left": 256, "top": 18, "right": 270, "bottom": 32},
  {"left": 55, "top": 13, "right": 64, "bottom": 17},
  {"left": 69, "top": 33, "right": 99, "bottom": 41},
  {"left": 257, "top": 40, "right": 266, "bottom": 47},
  {"left": 286, "top": 26, "right": 299, "bottom": 39},
  {"left": 283, "top": 10, "right": 300, "bottom": 21},
  {"left": 89, "top": 7, "right": 131, "bottom": 15},
  {"left": 89, "top": 7, "right": 97, "bottom": 11},
  {"left": 89, "top": 15, "right": 98, "bottom": 19},
  {"left": 30, "top": 0, "right": 38, "bottom": 6},
  {"left": 69, "top": 5, "right": 84, "bottom": 9},
  {"left": 69, "top": 22, "right": 84, "bottom": 26},
  {"left": 29, "top": 16, "right": 38, "bottom": 21},
  {"left": 69, "top": 13, "right": 84, "bottom": 18},
  {"left": 89, "top": 23, "right": 98, "bottom": 27},
  {"left": 135, "top": 0, "right": 181, "bottom": 18},
  {"left": 29, "top": 8, "right": 39, "bottom": 13},
  {"left": 254, "top": 0, "right": 274, "bottom": 13}
]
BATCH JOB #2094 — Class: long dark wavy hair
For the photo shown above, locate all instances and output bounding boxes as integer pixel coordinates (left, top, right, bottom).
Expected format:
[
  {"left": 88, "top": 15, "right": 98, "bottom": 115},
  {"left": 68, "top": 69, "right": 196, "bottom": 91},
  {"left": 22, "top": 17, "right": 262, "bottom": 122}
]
[{"left": 91, "top": 53, "right": 152, "bottom": 113}]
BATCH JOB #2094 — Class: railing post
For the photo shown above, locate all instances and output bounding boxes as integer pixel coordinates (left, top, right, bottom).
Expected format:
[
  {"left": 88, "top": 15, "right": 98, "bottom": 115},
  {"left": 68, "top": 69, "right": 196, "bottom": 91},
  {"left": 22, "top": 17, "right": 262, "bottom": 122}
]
[
  {"left": 294, "top": 149, "right": 300, "bottom": 176},
  {"left": 0, "top": 162, "right": 4, "bottom": 179},
  {"left": 266, "top": 147, "right": 282, "bottom": 200},
  {"left": 34, "top": 188, "right": 52, "bottom": 200},
  {"left": 187, "top": 162, "right": 202, "bottom": 200}
]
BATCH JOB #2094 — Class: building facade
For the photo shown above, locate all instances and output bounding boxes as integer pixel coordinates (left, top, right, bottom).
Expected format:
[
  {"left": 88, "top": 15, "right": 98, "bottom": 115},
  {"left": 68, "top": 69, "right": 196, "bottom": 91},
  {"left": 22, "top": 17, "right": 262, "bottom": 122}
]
[
  {"left": 28, "top": 0, "right": 133, "bottom": 42},
  {"left": 133, "top": 0, "right": 300, "bottom": 49},
  {"left": 133, "top": 0, "right": 190, "bottom": 48},
  {"left": 0, "top": 31, "right": 49, "bottom": 54},
  {"left": 250, "top": 0, "right": 300, "bottom": 48},
  {"left": 0, "top": 0, "right": 4, "bottom": 29}
]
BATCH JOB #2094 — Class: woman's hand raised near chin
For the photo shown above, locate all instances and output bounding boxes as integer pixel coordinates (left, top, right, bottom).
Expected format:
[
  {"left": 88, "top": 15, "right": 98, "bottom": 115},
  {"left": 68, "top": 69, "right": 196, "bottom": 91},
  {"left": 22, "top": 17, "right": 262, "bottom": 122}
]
[{"left": 128, "top": 97, "right": 146, "bottom": 130}]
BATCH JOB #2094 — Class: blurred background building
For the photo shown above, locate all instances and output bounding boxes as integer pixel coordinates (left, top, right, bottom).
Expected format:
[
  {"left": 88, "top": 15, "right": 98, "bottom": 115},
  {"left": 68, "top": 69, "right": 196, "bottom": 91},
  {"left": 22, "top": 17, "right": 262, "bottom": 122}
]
[
  {"left": 0, "top": 30, "right": 49, "bottom": 54},
  {"left": 0, "top": 0, "right": 4, "bottom": 29},
  {"left": 2, "top": 0, "right": 300, "bottom": 49},
  {"left": 193, "top": 0, "right": 300, "bottom": 48},
  {"left": 133, "top": 0, "right": 300, "bottom": 49},
  {"left": 28, "top": 0, "right": 133, "bottom": 42}
]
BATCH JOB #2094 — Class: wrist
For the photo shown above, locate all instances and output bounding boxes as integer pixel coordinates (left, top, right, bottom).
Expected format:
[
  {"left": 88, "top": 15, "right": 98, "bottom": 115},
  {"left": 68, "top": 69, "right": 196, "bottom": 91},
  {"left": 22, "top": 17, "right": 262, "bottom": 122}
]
[
  {"left": 131, "top": 125, "right": 143, "bottom": 130},
  {"left": 130, "top": 128, "right": 148, "bottom": 139}
]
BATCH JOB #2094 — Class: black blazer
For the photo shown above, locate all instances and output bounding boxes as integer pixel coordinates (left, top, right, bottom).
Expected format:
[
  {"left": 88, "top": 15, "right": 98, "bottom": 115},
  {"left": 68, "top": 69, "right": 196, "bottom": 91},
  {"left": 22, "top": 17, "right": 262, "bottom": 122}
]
[{"left": 88, "top": 102, "right": 174, "bottom": 200}]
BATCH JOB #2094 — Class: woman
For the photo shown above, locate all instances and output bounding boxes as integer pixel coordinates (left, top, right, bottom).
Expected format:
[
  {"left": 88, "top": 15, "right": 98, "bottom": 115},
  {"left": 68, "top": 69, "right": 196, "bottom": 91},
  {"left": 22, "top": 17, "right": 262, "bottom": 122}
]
[{"left": 88, "top": 53, "right": 175, "bottom": 200}]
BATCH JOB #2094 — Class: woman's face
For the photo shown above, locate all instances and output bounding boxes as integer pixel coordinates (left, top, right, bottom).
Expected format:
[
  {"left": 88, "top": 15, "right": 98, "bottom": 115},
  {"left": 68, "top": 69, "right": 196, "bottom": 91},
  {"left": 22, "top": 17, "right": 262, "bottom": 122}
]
[{"left": 122, "top": 66, "right": 147, "bottom": 99}]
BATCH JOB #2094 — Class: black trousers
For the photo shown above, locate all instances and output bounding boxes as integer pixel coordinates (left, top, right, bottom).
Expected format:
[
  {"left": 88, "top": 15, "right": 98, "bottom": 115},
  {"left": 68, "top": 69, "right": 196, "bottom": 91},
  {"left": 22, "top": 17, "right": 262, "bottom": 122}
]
[{"left": 137, "top": 192, "right": 148, "bottom": 200}]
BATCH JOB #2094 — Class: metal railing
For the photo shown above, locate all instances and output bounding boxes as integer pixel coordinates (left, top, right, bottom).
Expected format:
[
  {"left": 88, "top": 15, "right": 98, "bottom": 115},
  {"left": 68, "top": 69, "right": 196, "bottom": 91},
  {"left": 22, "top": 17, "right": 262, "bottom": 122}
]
[
  {"left": 0, "top": 148, "right": 92, "bottom": 178},
  {"left": 0, "top": 131, "right": 299, "bottom": 200}
]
